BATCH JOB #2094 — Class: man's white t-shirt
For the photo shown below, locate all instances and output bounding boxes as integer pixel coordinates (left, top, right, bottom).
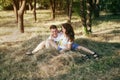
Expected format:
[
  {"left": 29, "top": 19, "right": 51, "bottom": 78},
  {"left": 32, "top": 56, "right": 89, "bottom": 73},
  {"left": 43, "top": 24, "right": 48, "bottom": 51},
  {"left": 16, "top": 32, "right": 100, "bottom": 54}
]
[
  {"left": 48, "top": 32, "right": 62, "bottom": 43},
  {"left": 48, "top": 32, "right": 72, "bottom": 50}
]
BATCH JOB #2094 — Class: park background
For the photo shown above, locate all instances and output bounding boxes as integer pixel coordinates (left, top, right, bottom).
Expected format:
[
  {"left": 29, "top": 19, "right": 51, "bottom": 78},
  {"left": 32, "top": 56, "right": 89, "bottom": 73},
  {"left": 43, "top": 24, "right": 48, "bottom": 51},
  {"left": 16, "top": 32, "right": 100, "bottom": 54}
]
[{"left": 0, "top": 0, "right": 120, "bottom": 80}]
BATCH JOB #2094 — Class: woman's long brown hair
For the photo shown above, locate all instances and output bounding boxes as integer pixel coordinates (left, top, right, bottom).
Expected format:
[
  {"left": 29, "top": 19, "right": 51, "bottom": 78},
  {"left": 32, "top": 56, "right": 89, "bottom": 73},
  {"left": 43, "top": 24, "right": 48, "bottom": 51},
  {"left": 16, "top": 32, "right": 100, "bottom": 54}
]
[{"left": 62, "top": 23, "right": 75, "bottom": 41}]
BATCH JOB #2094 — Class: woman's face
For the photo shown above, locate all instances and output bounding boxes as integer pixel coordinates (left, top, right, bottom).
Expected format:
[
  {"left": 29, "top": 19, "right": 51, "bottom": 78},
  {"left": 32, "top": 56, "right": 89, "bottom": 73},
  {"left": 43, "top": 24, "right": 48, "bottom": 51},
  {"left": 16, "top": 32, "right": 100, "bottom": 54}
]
[{"left": 62, "top": 26, "right": 66, "bottom": 34}]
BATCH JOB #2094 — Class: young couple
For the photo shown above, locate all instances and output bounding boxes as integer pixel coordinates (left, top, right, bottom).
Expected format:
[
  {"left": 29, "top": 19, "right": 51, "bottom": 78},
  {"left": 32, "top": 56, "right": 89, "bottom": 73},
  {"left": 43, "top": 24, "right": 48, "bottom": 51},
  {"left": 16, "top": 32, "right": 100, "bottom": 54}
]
[{"left": 26, "top": 23, "right": 99, "bottom": 59}]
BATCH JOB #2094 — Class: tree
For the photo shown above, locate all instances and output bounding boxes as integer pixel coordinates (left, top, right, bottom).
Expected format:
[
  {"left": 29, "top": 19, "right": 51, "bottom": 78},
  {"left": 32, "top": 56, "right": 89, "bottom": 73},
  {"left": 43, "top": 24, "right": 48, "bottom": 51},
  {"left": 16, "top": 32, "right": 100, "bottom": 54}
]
[
  {"left": 66, "top": 0, "right": 73, "bottom": 22},
  {"left": 13, "top": 0, "right": 19, "bottom": 23},
  {"left": 80, "top": 0, "right": 87, "bottom": 34},
  {"left": 92, "top": 0, "right": 100, "bottom": 18},
  {"left": 33, "top": 0, "right": 37, "bottom": 22},
  {"left": 28, "top": 0, "right": 33, "bottom": 10},
  {"left": 86, "top": 0, "right": 92, "bottom": 33},
  {"left": 80, "top": 0, "right": 93, "bottom": 35},
  {"left": 13, "top": 0, "right": 26, "bottom": 33},
  {"left": 26, "top": 0, "right": 37, "bottom": 22},
  {"left": 18, "top": 0, "right": 26, "bottom": 33},
  {"left": 13, "top": 0, "right": 37, "bottom": 33},
  {"left": 50, "top": 0, "right": 56, "bottom": 19}
]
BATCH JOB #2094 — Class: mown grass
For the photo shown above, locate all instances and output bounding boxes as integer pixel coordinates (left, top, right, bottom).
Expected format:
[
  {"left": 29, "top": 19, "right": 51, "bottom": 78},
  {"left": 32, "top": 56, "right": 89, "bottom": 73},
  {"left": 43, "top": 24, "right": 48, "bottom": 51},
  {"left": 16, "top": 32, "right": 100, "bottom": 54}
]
[{"left": 0, "top": 10, "right": 120, "bottom": 80}]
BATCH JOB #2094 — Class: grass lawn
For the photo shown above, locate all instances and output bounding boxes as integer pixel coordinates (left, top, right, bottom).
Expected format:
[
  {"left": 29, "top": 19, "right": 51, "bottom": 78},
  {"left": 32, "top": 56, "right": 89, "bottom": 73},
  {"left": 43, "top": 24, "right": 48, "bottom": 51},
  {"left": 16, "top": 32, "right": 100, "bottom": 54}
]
[{"left": 0, "top": 10, "right": 120, "bottom": 80}]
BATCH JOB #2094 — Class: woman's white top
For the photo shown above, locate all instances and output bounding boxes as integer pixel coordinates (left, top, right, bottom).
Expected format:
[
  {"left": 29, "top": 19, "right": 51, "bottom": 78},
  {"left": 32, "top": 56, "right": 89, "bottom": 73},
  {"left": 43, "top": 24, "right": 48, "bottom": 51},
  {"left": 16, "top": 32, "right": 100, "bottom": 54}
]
[
  {"left": 48, "top": 32, "right": 72, "bottom": 50},
  {"left": 58, "top": 34, "right": 72, "bottom": 49}
]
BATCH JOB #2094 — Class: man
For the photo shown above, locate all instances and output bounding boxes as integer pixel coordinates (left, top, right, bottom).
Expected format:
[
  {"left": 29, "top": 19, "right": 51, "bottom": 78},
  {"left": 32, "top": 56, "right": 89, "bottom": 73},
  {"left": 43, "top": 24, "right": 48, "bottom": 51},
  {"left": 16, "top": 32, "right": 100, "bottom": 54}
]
[{"left": 26, "top": 25, "right": 62, "bottom": 55}]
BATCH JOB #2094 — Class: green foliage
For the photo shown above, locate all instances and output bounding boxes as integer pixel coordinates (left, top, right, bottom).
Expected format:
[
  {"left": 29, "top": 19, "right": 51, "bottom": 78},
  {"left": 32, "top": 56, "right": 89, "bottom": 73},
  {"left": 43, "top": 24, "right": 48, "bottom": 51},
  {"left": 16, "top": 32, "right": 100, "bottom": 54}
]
[
  {"left": 36, "top": 0, "right": 50, "bottom": 9},
  {"left": 0, "top": 0, "right": 12, "bottom": 10},
  {"left": 100, "top": 0, "right": 120, "bottom": 14},
  {"left": 72, "top": 2, "right": 80, "bottom": 16}
]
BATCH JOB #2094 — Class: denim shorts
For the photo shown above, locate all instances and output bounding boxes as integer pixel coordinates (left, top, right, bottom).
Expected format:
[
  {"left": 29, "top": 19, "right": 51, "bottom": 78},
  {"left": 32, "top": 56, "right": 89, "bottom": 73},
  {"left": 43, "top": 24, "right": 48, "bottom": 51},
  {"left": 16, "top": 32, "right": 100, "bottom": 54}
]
[
  {"left": 57, "top": 46, "right": 62, "bottom": 51},
  {"left": 72, "top": 43, "right": 79, "bottom": 50},
  {"left": 57, "top": 43, "right": 79, "bottom": 51}
]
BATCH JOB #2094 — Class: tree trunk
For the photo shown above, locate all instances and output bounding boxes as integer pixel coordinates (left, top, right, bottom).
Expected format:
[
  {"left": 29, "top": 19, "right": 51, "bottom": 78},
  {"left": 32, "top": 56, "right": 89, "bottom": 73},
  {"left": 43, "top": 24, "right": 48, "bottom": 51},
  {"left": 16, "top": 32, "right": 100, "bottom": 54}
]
[
  {"left": 68, "top": 0, "right": 73, "bottom": 22},
  {"left": 66, "top": 0, "right": 70, "bottom": 17},
  {"left": 92, "top": 0, "right": 100, "bottom": 18},
  {"left": 18, "top": 0, "right": 26, "bottom": 33},
  {"left": 50, "top": 0, "right": 56, "bottom": 19},
  {"left": 29, "top": 0, "right": 33, "bottom": 10},
  {"left": 13, "top": 0, "right": 19, "bottom": 23},
  {"left": 33, "top": 0, "right": 37, "bottom": 22},
  {"left": 59, "top": 0, "right": 63, "bottom": 10},
  {"left": 80, "top": 0, "right": 88, "bottom": 34},
  {"left": 86, "top": 0, "right": 92, "bottom": 33},
  {"left": 18, "top": 12, "right": 24, "bottom": 33}
]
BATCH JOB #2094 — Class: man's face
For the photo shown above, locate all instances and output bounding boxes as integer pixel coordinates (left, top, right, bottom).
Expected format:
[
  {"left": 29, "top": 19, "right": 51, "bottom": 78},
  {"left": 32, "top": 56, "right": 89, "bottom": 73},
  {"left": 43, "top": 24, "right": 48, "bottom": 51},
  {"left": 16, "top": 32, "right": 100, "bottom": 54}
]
[{"left": 50, "top": 29, "right": 58, "bottom": 37}]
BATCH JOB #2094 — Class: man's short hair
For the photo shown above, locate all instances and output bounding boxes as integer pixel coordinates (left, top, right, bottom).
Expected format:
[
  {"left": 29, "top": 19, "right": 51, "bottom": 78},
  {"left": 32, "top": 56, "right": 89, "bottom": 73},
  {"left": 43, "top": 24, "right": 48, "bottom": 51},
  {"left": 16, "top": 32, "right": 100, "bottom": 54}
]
[{"left": 50, "top": 25, "right": 57, "bottom": 29}]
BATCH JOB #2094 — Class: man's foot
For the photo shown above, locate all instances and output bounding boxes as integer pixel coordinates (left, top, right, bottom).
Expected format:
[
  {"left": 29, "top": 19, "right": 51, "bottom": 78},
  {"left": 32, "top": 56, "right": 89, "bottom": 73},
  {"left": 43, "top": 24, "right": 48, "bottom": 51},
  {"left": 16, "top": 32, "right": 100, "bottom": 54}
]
[
  {"left": 92, "top": 52, "right": 99, "bottom": 59},
  {"left": 26, "top": 51, "right": 33, "bottom": 55}
]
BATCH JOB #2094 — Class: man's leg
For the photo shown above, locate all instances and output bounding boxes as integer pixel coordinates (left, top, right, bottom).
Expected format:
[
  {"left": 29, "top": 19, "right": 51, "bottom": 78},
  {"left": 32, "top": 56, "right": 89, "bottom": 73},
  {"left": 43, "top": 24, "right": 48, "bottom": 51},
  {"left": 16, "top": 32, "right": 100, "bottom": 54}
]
[
  {"left": 32, "top": 41, "right": 46, "bottom": 54},
  {"left": 46, "top": 40, "right": 58, "bottom": 49}
]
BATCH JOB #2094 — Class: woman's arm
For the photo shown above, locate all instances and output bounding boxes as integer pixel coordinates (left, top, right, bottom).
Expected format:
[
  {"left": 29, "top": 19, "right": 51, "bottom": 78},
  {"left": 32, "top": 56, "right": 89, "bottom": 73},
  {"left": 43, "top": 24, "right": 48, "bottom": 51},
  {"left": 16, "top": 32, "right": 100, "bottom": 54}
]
[{"left": 67, "top": 41, "right": 72, "bottom": 50}]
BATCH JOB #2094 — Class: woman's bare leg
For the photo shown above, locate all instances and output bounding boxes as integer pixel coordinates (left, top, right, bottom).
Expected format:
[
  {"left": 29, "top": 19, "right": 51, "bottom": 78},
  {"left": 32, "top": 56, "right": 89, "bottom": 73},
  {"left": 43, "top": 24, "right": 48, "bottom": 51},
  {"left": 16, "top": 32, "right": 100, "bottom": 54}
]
[
  {"left": 77, "top": 46, "right": 94, "bottom": 54},
  {"left": 77, "top": 46, "right": 99, "bottom": 59}
]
